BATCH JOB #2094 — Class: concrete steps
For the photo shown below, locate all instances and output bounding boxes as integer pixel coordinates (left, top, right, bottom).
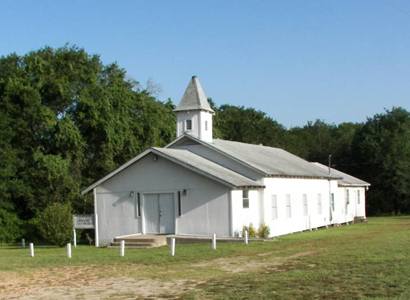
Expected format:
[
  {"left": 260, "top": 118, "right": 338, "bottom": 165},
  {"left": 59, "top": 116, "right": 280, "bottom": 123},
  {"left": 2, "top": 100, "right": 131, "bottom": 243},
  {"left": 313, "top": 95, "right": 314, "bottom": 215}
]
[{"left": 110, "top": 235, "right": 167, "bottom": 248}]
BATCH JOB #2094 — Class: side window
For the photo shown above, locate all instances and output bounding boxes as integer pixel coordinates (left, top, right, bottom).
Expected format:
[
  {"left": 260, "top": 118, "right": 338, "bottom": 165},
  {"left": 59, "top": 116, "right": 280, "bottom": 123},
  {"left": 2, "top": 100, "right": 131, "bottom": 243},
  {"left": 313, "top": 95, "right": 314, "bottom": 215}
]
[
  {"left": 185, "top": 119, "right": 192, "bottom": 131},
  {"left": 345, "top": 190, "right": 349, "bottom": 215},
  {"left": 177, "top": 191, "right": 182, "bottom": 217},
  {"left": 331, "top": 193, "right": 335, "bottom": 211},
  {"left": 357, "top": 190, "right": 360, "bottom": 204},
  {"left": 205, "top": 120, "right": 208, "bottom": 131},
  {"left": 286, "top": 194, "right": 291, "bottom": 218},
  {"left": 272, "top": 195, "right": 278, "bottom": 219},
  {"left": 317, "top": 194, "right": 322, "bottom": 215},
  {"left": 242, "top": 190, "right": 249, "bottom": 208},
  {"left": 303, "top": 194, "right": 308, "bottom": 216},
  {"left": 135, "top": 193, "right": 141, "bottom": 218}
]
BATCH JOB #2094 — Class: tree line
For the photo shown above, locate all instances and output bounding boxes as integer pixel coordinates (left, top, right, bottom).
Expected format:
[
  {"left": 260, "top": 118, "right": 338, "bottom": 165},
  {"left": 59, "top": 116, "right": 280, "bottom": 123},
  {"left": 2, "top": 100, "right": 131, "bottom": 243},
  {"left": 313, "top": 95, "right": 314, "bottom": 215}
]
[{"left": 0, "top": 46, "right": 409, "bottom": 242}]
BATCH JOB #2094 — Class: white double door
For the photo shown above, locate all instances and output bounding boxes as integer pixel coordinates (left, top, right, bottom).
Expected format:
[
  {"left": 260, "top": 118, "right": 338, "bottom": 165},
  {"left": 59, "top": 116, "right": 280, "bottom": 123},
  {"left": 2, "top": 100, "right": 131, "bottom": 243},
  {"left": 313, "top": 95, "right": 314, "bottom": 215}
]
[{"left": 144, "top": 193, "right": 175, "bottom": 234}]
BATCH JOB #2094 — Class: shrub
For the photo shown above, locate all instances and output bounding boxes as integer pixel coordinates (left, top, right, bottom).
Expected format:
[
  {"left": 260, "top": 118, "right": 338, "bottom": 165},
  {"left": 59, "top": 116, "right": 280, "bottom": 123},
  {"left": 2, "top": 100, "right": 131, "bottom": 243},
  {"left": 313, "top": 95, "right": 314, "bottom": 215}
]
[
  {"left": 248, "top": 223, "right": 257, "bottom": 238},
  {"left": 36, "top": 202, "right": 73, "bottom": 246},
  {"left": 242, "top": 223, "right": 257, "bottom": 238},
  {"left": 257, "top": 223, "right": 270, "bottom": 239},
  {"left": 0, "top": 208, "right": 22, "bottom": 243}
]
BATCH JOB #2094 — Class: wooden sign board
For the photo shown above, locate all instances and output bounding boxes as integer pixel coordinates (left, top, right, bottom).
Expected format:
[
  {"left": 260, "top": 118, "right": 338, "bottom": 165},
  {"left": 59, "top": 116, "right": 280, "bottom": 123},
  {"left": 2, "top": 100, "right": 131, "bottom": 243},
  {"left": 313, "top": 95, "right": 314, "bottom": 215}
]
[{"left": 73, "top": 214, "right": 95, "bottom": 229}]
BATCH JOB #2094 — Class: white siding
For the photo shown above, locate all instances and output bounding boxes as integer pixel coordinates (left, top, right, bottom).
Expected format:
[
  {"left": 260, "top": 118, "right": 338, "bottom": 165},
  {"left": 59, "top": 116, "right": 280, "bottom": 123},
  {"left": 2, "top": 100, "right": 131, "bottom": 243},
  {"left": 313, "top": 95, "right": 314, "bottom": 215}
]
[{"left": 96, "top": 153, "right": 231, "bottom": 245}]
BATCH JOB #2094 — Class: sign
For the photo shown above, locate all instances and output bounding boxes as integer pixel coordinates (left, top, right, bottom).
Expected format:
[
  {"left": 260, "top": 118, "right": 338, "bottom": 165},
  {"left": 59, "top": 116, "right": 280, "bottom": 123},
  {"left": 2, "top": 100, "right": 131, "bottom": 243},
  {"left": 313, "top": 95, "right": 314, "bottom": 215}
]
[{"left": 73, "top": 214, "right": 95, "bottom": 229}]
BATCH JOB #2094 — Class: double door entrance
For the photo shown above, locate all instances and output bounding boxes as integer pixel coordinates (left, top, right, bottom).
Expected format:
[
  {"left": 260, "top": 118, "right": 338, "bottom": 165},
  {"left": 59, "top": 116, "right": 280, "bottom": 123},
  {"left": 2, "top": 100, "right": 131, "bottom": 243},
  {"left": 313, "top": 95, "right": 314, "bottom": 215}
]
[{"left": 144, "top": 193, "right": 175, "bottom": 234}]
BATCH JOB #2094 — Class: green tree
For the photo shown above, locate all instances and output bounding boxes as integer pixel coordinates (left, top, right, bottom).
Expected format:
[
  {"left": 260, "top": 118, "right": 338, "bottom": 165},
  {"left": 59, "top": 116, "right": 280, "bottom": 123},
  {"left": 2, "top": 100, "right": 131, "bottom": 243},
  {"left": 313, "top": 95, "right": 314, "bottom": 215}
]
[
  {"left": 0, "top": 46, "right": 175, "bottom": 222},
  {"left": 36, "top": 202, "right": 73, "bottom": 246},
  {"left": 352, "top": 107, "right": 410, "bottom": 214}
]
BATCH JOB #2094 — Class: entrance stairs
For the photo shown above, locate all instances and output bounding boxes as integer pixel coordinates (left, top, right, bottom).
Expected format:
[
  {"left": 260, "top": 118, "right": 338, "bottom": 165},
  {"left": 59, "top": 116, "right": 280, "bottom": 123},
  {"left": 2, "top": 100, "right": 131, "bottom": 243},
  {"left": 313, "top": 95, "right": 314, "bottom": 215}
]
[{"left": 110, "top": 234, "right": 167, "bottom": 248}]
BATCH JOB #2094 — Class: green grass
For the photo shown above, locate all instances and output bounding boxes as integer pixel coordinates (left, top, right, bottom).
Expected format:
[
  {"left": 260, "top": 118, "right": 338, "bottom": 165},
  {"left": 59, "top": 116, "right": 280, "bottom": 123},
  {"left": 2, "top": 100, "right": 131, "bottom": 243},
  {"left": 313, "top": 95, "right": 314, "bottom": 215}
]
[{"left": 1, "top": 216, "right": 410, "bottom": 299}]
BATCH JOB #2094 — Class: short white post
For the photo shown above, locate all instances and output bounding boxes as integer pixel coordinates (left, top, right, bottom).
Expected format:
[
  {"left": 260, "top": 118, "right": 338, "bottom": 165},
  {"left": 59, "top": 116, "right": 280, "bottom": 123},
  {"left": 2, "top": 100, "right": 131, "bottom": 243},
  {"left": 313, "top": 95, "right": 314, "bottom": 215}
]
[
  {"left": 212, "top": 233, "right": 216, "bottom": 250},
  {"left": 29, "top": 243, "right": 34, "bottom": 257},
  {"left": 66, "top": 243, "right": 72, "bottom": 258},
  {"left": 21, "top": 238, "right": 25, "bottom": 248},
  {"left": 244, "top": 230, "right": 249, "bottom": 245},
  {"left": 73, "top": 229, "right": 77, "bottom": 248},
  {"left": 170, "top": 238, "right": 176, "bottom": 256},
  {"left": 120, "top": 240, "right": 125, "bottom": 257}
]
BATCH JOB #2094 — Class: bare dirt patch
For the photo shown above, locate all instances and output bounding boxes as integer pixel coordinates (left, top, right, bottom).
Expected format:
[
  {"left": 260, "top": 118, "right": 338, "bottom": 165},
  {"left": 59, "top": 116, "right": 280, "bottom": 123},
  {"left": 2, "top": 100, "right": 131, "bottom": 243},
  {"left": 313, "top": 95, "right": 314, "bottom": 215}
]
[
  {"left": 0, "top": 267, "right": 196, "bottom": 300},
  {"left": 193, "top": 250, "right": 316, "bottom": 273}
]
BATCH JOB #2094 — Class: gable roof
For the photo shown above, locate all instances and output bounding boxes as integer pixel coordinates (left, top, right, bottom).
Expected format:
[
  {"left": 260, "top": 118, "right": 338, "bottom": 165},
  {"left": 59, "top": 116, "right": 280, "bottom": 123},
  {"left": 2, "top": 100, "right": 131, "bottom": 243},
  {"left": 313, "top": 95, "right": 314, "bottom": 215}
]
[
  {"left": 81, "top": 147, "right": 263, "bottom": 195},
  {"left": 311, "top": 162, "right": 371, "bottom": 187},
  {"left": 174, "top": 76, "right": 215, "bottom": 113},
  {"left": 167, "top": 134, "right": 340, "bottom": 179},
  {"left": 153, "top": 148, "right": 263, "bottom": 188}
]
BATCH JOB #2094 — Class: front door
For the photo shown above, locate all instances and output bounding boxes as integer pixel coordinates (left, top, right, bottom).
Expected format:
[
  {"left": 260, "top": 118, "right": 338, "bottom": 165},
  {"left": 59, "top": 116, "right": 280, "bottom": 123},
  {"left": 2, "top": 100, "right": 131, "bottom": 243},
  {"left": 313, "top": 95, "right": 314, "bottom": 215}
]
[
  {"left": 159, "top": 193, "right": 175, "bottom": 234},
  {"left": 143, "top": 193, "right": 175, "bottom": 234}
]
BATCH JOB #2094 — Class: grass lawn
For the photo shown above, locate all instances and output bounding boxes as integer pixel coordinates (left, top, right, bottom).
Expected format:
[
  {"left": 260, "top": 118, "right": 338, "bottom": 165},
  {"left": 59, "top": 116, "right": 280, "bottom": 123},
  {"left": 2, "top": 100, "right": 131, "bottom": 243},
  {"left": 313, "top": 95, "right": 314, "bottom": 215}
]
[{"left": 0, "top": 216, "right": 409, "bottom": 299}]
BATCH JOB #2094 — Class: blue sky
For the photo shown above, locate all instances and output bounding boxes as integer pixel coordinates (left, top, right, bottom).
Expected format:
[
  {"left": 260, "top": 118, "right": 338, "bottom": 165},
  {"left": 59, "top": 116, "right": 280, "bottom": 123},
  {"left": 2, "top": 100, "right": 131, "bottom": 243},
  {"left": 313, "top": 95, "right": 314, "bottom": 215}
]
[{"left": 1, "top": 0, "right": 409, "bottom": 127}]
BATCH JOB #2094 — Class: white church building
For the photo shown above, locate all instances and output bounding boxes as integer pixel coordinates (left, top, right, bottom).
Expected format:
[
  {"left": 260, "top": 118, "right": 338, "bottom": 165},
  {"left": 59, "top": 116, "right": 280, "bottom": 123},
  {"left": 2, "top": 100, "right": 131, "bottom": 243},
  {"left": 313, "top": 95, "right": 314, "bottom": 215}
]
[{"left": 82, "top": 76, "right": 370, "bottom": 246}]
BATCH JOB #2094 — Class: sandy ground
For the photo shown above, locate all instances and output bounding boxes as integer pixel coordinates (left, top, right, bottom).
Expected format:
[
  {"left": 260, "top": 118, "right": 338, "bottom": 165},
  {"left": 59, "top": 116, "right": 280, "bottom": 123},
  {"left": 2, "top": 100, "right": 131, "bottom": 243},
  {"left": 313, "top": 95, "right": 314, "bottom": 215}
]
[{"left": 0, "top": 251, "right": 313, "bottom": 299}]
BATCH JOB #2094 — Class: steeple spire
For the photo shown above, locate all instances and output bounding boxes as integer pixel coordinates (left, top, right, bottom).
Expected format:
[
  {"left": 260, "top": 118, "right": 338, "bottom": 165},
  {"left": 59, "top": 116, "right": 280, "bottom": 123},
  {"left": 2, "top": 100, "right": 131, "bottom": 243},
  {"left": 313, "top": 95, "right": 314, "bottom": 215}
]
[
  {"left": 174, "top": 76, "right": 214, "bottom": 143},
  {"left": 174, "top": 76, "right": 214, "bottom": 113}
]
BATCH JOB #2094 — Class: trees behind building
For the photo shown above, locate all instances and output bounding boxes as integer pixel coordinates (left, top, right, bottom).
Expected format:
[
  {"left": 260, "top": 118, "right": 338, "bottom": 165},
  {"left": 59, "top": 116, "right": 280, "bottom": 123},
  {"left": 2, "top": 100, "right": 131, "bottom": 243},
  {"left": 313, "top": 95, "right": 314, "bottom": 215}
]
[{"left": 0, "top": 46, "right": 409, "bottom": 242}]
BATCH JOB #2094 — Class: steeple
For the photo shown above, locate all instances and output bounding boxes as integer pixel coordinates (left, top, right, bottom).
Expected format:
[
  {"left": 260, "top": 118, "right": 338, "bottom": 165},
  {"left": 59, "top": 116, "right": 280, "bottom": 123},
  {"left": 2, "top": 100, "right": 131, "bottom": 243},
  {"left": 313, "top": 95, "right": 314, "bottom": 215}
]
[
  {"left": 174, "top": 76, "right": 214, "bottom": 143},
  {"left": 174, "top": 76, "right": 214, "bottom": 113}
]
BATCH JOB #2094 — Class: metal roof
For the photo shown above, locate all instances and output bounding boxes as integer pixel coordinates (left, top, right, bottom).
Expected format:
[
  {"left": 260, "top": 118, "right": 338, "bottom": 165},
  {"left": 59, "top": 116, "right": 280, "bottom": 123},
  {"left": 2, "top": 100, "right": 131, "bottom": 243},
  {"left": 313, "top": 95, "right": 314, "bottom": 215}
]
[
  {"left": 311, "top": 162, "right": 370, "bottom": 187},
  {"left": 153, "top": 148, "right": 263, "bottom": 188},
  {"left": 81, "top": 146, "right": 263, "bottom": 194},
  {"left": 210, "top": 139, "right": 340, "bottom": 179},
  {"left": 174, "top": 76, "right": 215, "bottom": 113}
]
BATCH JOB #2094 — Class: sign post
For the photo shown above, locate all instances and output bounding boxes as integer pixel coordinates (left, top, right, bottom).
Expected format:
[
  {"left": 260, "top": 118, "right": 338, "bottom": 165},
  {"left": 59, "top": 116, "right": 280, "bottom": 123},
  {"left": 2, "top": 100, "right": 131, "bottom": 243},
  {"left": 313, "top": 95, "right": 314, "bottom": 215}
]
[{"left": 73, "top": 215, "right": 95, "bottom": 247}]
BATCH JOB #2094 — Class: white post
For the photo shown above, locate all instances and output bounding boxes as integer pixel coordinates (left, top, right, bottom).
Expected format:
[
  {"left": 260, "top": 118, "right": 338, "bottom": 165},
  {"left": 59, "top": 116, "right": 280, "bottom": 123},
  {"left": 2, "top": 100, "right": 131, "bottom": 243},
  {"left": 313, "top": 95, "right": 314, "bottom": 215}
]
[
  {"left": 212, "top": 233, "right": 217, "bottom": 250},
  {"left": 170, "top": 238, "right": 175, "bottom": 256},
  {"left": 29, "top": 243, "right": 34, "bottom": 257},
  {"left": 244, "top": 230, "right": 249, "bottom": 245},
  {"left": 73, "top": 229, "right": 77, "bottom": 248},
  {"left": 21, "top": 238, "right": 25, "bottom": 248},
  {"left": 93, "top": 188, "right": 99, "bottom": 247},
  {"left": 120, "top": 240, "right": 125, "bottom": 257},
  {"left": 66, "top": 243, "right": 72, "bottom": 258}
]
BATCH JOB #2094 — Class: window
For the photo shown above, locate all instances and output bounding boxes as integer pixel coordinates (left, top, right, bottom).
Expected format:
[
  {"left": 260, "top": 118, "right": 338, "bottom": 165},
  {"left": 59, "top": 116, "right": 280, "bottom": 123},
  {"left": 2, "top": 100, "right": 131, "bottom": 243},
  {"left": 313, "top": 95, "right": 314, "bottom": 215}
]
[
  {"left": 185, "top": 119, "right": 192, "bottom": 131},
  {"left": 286, "top": 194, "right": 291, "bottom": 218},
  {"left": 205, "top": 120, "right": 208, "bottom": 131},
  {"left": 177, "top": 191, "right": 182, "bottom": 217},
  {"left": 303, "top": 194, "right": 308, "bottom": 216},
  {"left": 271, "top": 195, "right": 278, "bottom": 219},
  {"left": 330, "top": 193, "right": 335, "bottom": 211},
  {"left": 135, "top": 193, "right": 141, "bottom": 218},
  {"left": 317, "top": 194, "right": 322, "bottom": 215},
  {"left": 345, "top": 189, "right": 350, "bottom": 215},
  {"left": 357, "top": 190, "right": 361, "bottom": 204},
  {"left": 242, "top": 190, "right": 249, "bottom": 208}
]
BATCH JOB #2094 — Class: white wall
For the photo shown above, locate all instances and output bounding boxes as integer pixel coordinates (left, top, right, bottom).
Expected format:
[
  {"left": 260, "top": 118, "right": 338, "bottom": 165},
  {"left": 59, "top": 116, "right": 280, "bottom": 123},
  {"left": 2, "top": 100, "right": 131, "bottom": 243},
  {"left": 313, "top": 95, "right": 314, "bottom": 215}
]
[
  {"left": 176, "top": 110, "right": 213, "bottom": 143},
  {"left": 261, "top": 178, "right": 337, "bottom": 237},
  {"left": 96, "top": 153, "right": 231, "bottom": 245},
  {"left": 230, "top": 189, "right": 262, "bottom": 236},
  {"left": 332, "top": 186, "right": 367, "bottom": 224}
]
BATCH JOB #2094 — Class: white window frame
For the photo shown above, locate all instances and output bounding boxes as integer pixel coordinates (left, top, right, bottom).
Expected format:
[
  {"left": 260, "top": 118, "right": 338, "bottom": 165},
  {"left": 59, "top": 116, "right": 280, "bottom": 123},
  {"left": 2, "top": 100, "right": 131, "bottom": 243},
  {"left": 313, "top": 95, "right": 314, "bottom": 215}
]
[
  {"left": 331, "top": 193, "right": 335, "bottom": 211},
  {"left": 271, "top": 194, "right": 278, "bottom": 220},
  {"left": 242, "top": 190, "right": 249, "bottom": 209},
  {"left": 317, "top": 193, "right": 322, "bottom": 215},
  {"left": 185, "top": 119, "right": 192, "bottom": 131},
  {"left": 345, "top": 189, "right": 350, "bottom": 215},
  {"left": 285, "top": 194, "right": 292, "bottom": 218},
  {"left": 302, "top": 194, "right": 308, "bottom": 216}
]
